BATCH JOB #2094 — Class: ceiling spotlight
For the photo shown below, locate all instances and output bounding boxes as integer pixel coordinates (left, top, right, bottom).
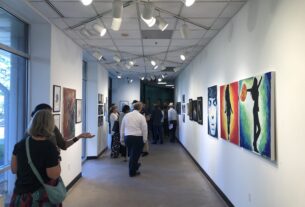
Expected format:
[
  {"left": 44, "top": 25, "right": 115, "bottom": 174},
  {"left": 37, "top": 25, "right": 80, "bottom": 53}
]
[
  {"left": 128, "top": 79, "right": 133, "bottom": 83},
  {"left": 93, "top": 24, "right": 107, "bottom": 37},
  {"left": 151, "top": 60, "right": 156, "bottom": 66},
  {"left": 141, "top": 76, "right": 145, "bottom": 80},
  {"left": 181, "top": 0, "right": 195, "bottom": 7},
  {"left": 154, "top": 65, "right": 159, "bottom": 70},
  {"left": 180, "top": 54, "right": 186, "bottom": 61},
  {"left": 93, "top": 51, "right": 103, "bottom": 61},
  {"left": 158, "top": 78, "right": 162, "bottom": 82},
  {"left": 141, "top": 3, "right": 156, "bottom": 27},
  {"left": 113, "top": 55, "right": 121, "bottom": 63},
  {"left": 180, "top": 23, "right": 189, "bottom": 39},
  {"left": 161, "top": 74, "right": 165, "bottom": 79},
  {"left": 129, "top": 60, "right": 135, "bottom": 66},
  {"left": 81, "top": 0, "right": 93, "bottom": 6},
  {"left": 80, "top": 28, "right": 90, "bottom": 38},
  {"left": 112, "top": 0, "right": 123, "bottom": 31},
  {"left": 156, "top": 16, "right": 168, "bottom": 31},
  {"left": 117, "top": 75, "right": 122, "bottom": 79}
]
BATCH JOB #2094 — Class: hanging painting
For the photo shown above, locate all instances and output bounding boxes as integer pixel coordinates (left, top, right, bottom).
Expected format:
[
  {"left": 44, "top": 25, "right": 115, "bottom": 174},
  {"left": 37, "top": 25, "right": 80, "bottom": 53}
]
[
  {"left": 53, "top": 85, "right": 61, "bottom": 112},
  {"left": 188, "top": 99, "right": 193, "bottom": 120},
  {"left": 63, "top": 88, "right": 76, "bottom": 139},
  {"left": 220, "top": 82, "right": 239, "bottom": 145},
  {"left": 176, "top": 102, "right": 181, "bottom": 115},
  {"left": 197, "top": 97, "right": 203, "bottom": 125},
  {"left": 76, "top": 99, "right": 82, "bottom": 123},
  {"left": 192, "top": 100, "right": 198, "bottom": 122},
  {"left": 239, "top": 72, "right": 275, "bottom": 160},
  {"left": 208, "top": 85, "right": 218, "bottom": 138}
]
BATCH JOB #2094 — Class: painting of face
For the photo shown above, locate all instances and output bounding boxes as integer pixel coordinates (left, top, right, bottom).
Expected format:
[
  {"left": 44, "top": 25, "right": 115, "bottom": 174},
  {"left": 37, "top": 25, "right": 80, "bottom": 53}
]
[{"left": 208, "top": 85, "right": 218, "bottom": 138}]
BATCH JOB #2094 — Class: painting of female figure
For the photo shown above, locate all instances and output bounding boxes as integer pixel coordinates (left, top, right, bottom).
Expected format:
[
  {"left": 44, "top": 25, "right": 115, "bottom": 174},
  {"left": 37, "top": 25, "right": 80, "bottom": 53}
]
[
  {"left": 63, "top": 88, "right": 76, "bottom": 139},
  {"left": 220, "top": 82, "right": 239, "bottom": 145},
  {"left": 239, "top": 72, "right": 275, "bottom": 160}
]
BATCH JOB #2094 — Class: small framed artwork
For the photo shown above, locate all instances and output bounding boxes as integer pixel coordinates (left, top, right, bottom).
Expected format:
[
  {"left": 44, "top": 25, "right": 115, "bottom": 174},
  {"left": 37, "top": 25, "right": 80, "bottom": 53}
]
[
  {"left": 120, "top": 101, "right": 129, "bottom": 112},
  {"left": 98, "top": 105, "right": 104, "bottom": 115},
  {"left": 53, "top": 85, "right": 61, "bottom": 112},
  {"left": 98, "top": 93, "right": 103, "bottom": 104},
  {"left": 53, "top": 114, "right": 60, "bottom": 130},
  {"left": 76, "top": 99, "right": 82, "bottom": 123},
  {"left": 189, "top": 99, "right": 193, "bottom": 120},
  {"left": 197, "top": 97, "right": 203, "bottom": 125},
  {"left": 176, "top": 102, "right": 181, "bottom": 115},
  {"left": 182, "top": 94, "right": 185, "bottom": 103},
  {"left": 183, "top": 114, "right": 185, "bottom": 123},
  {"left": 182, "top": 104, "right": 186, "bottom": 114},
  {"left": 98, "top": 115, "right": 104, "bottom": 127}
]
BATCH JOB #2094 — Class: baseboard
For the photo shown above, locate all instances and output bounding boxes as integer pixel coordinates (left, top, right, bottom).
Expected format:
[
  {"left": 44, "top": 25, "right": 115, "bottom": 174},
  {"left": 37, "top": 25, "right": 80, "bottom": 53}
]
[
  {"left": 177, "top": 139, "right": 234, "bottom": 207},
  {"left": 66, "top": 173, "right": 82, "bottom": 191},
  {"left": 87, "top": 147, "right": 108, "bottom": 160}
]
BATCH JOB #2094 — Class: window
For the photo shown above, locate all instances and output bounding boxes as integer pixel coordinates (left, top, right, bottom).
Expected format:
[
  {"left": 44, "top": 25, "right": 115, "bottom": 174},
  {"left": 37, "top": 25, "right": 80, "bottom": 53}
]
[{"left": 0, "top": 7, "right": 28, "bottom": 201}]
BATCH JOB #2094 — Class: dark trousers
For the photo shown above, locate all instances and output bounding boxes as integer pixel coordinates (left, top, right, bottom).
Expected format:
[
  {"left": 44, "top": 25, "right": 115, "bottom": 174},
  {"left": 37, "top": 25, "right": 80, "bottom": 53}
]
[
  {"left": 169, "top": 121, "right": 177, "bottom": 142},
  {"left": 125, "top": 136, "right": 144, "bottom": 176},
  {"left": 153, "top": 125, "right": 163, "bottom": 143}
]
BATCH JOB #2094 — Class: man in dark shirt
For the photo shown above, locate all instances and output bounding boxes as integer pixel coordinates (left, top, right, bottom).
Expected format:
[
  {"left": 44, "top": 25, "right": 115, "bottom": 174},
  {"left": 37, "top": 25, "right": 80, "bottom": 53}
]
[{"left": 151, "top": 104, "right": 163, "bottom": 144}]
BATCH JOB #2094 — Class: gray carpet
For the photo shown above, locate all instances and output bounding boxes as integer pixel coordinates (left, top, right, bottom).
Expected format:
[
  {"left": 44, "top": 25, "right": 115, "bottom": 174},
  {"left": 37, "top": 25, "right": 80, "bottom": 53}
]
[{"left": 63, "top": 141, "right": 228, "bottom": 207}]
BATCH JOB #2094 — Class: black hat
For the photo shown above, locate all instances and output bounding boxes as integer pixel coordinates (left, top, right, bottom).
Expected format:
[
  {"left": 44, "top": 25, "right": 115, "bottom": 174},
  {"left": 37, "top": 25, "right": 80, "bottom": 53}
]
[{"left": 31, "top": 103, "right": 52, "bottom": 117}]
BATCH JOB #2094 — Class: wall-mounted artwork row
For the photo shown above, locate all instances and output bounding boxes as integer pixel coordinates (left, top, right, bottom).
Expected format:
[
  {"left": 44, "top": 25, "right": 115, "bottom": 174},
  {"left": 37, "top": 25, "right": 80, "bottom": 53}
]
[
  {"left": 239, "top": 72, "right": 275, "bottom": 160},
  {"left": 208, "top": 85, "right": 218, "bottom": 138},
  {"left": 63, "top": 88, "right": 76, "bottom": 139},
  {"left": 220, "top": 82, "right": 239, "bottom": 145}
]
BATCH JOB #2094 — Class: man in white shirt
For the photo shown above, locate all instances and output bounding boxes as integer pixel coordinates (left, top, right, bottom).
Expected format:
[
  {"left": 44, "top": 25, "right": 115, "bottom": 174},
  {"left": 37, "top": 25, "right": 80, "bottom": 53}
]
[
  {"left": 120, "top": 102, "right": 148, "bottom": 177},
  {"left": 168, "top": 102, "right": 177, "bottom": 143}
]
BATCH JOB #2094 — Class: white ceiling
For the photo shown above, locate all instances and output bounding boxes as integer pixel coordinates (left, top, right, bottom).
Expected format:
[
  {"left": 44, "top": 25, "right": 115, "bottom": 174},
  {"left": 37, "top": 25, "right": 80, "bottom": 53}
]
[{"left": 28, "top": 0, "right": 247, "bottom": 81}]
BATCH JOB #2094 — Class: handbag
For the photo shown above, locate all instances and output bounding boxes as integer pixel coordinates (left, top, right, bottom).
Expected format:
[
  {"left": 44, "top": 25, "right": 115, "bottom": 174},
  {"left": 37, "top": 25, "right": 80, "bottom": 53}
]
[{"left": 26, "top": 137, "right": 67, "bottom": 204}]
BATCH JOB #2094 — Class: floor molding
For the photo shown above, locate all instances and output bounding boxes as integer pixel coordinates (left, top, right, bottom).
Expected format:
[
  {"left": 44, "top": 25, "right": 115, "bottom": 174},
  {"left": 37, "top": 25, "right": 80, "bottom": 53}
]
[
  {"left": 87, "top": 147, "right": 108, "bottom": 160},
  {"left": 66, "top": 173, "right": 82, "bottom": 191},
  {"left": 177, "top": 139, "right": 234, "bottom": 207}
]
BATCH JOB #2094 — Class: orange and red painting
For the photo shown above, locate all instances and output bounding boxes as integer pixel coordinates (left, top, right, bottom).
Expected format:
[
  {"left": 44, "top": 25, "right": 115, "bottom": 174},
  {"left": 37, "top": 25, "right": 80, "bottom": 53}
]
[{"left": 220, "top": 82, "right": 239, "bottom": 145}]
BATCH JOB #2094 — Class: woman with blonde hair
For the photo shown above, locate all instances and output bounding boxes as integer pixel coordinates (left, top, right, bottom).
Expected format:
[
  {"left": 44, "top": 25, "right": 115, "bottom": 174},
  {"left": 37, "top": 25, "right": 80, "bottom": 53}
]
[{"left": 10, "top": 109, "right": 62, "bottom": 206}]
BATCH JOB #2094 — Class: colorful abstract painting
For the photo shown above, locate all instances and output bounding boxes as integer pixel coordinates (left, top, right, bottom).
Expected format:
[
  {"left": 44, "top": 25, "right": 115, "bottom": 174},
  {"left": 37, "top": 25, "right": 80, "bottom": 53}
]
[
  {"left": 239, "top": 72, "right": 275, "bottom": 160},
  {"left": 208, "top": 85, "right": 218, "bottom": 138},
  {"left": 220, "top": 82, "right": 239, "bottom": 145},
  {"left": 63, "top": 88, "right": 76, "bottom": 139}
]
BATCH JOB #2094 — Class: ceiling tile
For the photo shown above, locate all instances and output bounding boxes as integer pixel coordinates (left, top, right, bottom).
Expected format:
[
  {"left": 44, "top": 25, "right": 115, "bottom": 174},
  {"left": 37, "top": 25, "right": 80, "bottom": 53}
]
[
  {"left": 211, "top": 18, "right": 230, "bottom": 30},
  {"left": 220, "top": 2, "right": 245, "bottom": 18},
  {"left": 143, "top": 39, "right": 170, "bottom": 47},
  {"left": 31, "top": 2, "right": 60, "bottom": 18},
  {"left": 52, "top": 1, "right": 96, "bottom": 18},
  {"left": 118, "top": 46, "right": 143, "bottom": 55},
  {"left": 172, "top": 29, "right": 206, "bottom": 39},
  {"left": 181, "top": 2, "right": 227, "bottom": 18},
  {"left": 62, "top": 17, "right": 88, "bottom": 27},
  {"left": 86, "top": 39, "right": 114, "bottom": 47},
  {"left": 102, "top": 17, "right": 140, "bottom": 30},
  {"left": 144, "top": 47, "right": 168, "bottom": 55},
  {"left": 108, "top": 30, "right": 141, "bottom": 39},
  {"left": 92, "top": 2, "right": 112, "bottom": 16},
  {"left": 170, "top": 39, "right": 200, "bottom": 47},
  {"left": 153, "top": 2, "right": 182, "bottom": 17},
  {"left": 114, "top": 39, "right": 142, "bottom": 46}
]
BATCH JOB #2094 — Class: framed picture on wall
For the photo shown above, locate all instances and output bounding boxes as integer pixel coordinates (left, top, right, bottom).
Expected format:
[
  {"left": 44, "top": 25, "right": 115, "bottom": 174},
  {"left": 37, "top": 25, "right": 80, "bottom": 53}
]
[
  {"left": 53, "top": 114, "right": 60, "bottom": 130},
  {"left": 76, "top": 99, "right": 82, "bottom": 123},
  {"left": 53, "top": 85, "right": 61, "bottom": 112},
  {"left": 197, "top": 97, "right": 203, "bottom": 125}
]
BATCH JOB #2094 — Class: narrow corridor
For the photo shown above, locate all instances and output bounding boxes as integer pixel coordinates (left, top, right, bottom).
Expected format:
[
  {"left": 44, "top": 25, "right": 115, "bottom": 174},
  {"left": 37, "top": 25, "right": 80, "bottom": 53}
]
[{"left": 64, "top": 141, "right": 227, "bottom": 207}]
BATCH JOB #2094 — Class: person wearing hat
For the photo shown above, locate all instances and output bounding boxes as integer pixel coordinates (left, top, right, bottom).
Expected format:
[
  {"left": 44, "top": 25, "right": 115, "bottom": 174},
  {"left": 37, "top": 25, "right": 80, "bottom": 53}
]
[
  {"left": 25, "top": 103, "right": 94, "bottom": 150},
  {"left": 168, "top": 102, "right": 177, "bottom": 143}
]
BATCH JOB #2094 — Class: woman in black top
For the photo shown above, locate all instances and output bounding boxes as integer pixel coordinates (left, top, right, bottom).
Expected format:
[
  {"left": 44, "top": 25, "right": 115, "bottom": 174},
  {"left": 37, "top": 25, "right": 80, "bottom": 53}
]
[{"left": 10, "top": 110, "right": 62, "bottom": 206}]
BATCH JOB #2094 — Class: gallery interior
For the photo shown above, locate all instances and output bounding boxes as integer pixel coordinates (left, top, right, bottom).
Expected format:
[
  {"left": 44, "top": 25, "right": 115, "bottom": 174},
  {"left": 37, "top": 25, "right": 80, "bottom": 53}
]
[{"left": 0, "top": 0, "right": 305, "bottom": 206}]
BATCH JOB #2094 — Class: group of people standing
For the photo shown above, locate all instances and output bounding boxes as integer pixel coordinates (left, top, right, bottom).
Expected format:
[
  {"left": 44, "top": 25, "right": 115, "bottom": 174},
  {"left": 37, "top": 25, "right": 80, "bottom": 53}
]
[{"left": 110, "top": 101, "right": 178, "bottom": 177}]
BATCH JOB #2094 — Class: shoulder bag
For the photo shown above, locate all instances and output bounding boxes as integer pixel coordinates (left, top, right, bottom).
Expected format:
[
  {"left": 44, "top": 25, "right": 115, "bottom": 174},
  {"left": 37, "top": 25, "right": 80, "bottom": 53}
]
[{"left": 26, "top": 137, "right": 67, "bottom": 204}]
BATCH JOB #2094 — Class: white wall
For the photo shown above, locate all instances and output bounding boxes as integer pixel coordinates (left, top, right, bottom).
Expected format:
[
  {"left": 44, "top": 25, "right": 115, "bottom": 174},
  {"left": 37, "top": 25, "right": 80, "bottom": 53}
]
[
  {"left": 86, "top": 61, "right": 109, "bottom": 157},
  {"left": 112, "top": 78, "right": 140, "bottom": 111},
  {"left": 50, "top": 25, "right": 83, "bottom": 185},
  {"left": 176, "top": 0, "right": 305, "bottom": 206}
]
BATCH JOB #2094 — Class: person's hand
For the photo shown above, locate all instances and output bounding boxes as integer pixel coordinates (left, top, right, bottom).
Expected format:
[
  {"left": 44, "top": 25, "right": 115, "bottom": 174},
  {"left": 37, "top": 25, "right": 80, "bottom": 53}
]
[{"left": 78, "top": 132, "right": 95, "bottom": 139}]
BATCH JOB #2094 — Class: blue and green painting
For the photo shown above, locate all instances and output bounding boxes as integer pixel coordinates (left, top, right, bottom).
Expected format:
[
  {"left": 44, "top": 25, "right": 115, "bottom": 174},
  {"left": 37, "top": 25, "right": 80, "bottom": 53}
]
[{"left": 239, "top": 72, "right": 275, "bottom": 160}]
